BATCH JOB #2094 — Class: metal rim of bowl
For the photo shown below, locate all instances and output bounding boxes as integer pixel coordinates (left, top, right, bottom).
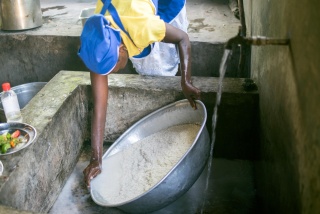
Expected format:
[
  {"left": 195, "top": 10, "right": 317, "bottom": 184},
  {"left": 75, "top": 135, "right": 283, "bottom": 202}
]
[{"left": 0, "top": 122, "right": 37, "bottom": 156}]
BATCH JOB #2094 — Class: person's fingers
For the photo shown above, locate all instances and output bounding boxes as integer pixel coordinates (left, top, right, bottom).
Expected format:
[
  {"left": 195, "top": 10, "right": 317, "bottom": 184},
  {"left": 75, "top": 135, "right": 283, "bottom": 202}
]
[
  {"left": 182, "top": 83, "right": 201, "bottom": 109},
  {"left": 193, "top": 87, "right": 201, "bottom": 99},
  {"left": 186, "top": 96, "right": 196, "bottom": 110},
  {"left": 84, "top": 172, "right": 94, "bottom": 188},
  {"left": 192, "top": 98, "right": 197, "bottom": 110},
  {"left": 192, "top": 89, "right": 201, "bottom": 108},
  {"left": 193, "top": 99, "right": 198, "bottom": 110},
  {"left": 91, "top": 168, "right": 101, "bottom": 178},
  {"left": 84, "top": 169, "right": 93, "bottom": 187},
  {"left": 84, "top": 167, "right": 102, "bottom": 188}
]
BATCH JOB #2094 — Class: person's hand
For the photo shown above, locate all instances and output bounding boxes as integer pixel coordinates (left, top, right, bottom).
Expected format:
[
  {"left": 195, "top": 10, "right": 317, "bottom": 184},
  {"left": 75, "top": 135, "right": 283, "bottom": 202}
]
[
  {"left": 83, "top": 159, "right": 101, "bottom": 188},
  {"left": 181, "top": 81, "right": 201, "bottom": 109}
]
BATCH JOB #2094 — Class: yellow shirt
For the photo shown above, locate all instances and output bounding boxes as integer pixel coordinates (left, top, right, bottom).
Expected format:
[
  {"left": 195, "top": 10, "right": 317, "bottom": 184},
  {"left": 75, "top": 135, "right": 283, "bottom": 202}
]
[{"left": 94, "top": 0, "right": 166, "bottom": 57}]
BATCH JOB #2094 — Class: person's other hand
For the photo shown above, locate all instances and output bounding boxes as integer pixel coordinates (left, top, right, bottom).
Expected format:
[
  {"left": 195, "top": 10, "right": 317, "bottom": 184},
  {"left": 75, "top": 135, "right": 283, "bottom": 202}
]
[
  {"left": 182, "top": 81, "right": 201, "bottom": 109},
  {"left": 83, "top": 159, "right": 101, "bottom": 188}
]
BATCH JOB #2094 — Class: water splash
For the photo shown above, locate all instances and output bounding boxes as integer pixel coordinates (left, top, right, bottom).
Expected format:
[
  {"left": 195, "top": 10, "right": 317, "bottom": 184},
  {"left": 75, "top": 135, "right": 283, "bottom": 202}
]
[{"left": 201, "top": 49, "right": 232, "bottom": 213}]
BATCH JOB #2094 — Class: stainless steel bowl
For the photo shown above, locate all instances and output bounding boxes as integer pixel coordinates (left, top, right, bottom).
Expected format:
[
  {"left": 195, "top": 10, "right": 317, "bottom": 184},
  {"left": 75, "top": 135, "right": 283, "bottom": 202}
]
[
  {"left": 90, "top": 99, "right": 210, "bottom": 213},
  {"left": 0, "top": 122, "right": 37, "bottom": 156}
]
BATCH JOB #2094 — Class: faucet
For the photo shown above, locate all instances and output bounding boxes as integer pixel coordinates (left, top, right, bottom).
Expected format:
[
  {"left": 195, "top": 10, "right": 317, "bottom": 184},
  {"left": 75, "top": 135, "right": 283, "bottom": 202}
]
[{"left": 225, "top": 27, "right": 290, "bottom": 50}]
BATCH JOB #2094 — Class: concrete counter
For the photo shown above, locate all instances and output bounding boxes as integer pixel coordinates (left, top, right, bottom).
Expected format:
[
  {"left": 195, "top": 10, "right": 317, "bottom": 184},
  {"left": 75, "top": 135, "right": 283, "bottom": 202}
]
[{"left": 0, "top": 71, "right": 258, "bottom": 212}]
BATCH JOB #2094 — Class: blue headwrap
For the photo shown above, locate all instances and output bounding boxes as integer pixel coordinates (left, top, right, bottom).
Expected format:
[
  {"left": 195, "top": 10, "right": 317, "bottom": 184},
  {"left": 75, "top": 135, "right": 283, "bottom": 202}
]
[{"left": 78, "top": 14, "right": 121, "bottom": 75}]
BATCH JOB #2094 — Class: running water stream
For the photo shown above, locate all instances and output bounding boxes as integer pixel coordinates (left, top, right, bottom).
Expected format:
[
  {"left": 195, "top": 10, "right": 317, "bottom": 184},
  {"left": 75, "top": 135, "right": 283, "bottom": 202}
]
[{"left": 201, "top": 49, "right": 232, "bottom": 213}]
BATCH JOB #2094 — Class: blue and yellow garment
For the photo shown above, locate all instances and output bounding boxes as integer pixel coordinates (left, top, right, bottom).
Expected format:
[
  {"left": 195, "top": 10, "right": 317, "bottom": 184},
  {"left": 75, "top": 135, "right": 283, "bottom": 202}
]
[{"left": 94, "top": 0, "right": 185, "bottom": 58}]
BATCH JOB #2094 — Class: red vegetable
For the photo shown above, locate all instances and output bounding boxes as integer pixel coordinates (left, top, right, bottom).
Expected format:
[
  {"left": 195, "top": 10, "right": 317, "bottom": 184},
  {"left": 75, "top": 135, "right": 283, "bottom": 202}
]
[{"left": 11, "top": 130, "right": 20, "bottom": 138}]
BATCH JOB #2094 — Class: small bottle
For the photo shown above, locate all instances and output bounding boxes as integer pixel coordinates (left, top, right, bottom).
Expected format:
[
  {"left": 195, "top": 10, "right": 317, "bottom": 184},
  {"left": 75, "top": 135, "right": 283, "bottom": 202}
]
[{"left": 1, "top": 82, "right": 23, "bottom": 123}]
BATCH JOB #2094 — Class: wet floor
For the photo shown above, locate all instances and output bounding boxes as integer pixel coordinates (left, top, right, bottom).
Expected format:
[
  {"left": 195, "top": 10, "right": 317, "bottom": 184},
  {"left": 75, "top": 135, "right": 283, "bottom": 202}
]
[{"left": 49, "top": 143, "right": 257, "bottom": 214}]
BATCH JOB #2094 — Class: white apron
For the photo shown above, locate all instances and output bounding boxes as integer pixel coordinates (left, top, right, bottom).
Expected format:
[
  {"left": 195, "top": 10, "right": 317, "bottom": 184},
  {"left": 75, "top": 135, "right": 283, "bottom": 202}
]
[{"left": 130, "top": 0, "right": 188, "bottom": 76}]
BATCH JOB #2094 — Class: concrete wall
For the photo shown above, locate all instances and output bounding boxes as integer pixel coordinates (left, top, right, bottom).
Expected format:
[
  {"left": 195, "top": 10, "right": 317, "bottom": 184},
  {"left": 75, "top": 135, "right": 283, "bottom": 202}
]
[
  {"left": 244, "top": 0, "right": 320, "bottom": 213},
  {"left": 0, "top": 0, "right": 245, "bottom": 87},
  {"left": 0, "top": 75, "right": 91, "bottom": 212},
  {"left": 0, "top": 35, "right": 242, "bottom": 87}
]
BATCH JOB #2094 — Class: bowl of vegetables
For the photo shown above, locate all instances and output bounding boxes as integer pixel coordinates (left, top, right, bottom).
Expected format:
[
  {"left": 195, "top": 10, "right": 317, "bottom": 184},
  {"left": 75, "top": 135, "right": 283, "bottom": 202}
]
[{"left": 0, "top": 122, "right": 37, "bottom": 156}]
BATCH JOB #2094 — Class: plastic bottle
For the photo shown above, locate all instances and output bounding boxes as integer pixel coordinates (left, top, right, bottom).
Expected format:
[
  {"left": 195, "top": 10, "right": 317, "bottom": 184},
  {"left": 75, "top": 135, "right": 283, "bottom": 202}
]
[{"left": 1, "top": 82, "right": 23, "bottom": 122}]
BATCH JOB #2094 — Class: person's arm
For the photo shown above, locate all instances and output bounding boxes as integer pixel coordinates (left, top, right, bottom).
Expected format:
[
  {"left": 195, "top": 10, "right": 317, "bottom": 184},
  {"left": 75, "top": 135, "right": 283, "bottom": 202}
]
[
  {"left": 162, "top": 23, "right": 201, "bottom": 109},
  {"left": 83, "top": 71, "right": 109, "bottom": 188}
]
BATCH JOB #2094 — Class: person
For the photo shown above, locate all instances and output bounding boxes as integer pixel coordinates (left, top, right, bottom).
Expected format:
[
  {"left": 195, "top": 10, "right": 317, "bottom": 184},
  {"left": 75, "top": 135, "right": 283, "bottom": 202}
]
[{"left": 82, "top": 0, "right": 201, "bottom": 188}]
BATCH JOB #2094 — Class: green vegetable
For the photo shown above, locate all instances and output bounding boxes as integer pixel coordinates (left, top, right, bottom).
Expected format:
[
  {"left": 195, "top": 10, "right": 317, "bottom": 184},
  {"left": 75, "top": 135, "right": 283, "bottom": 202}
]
[
  {"left": 0, "top": 130, "right": 25, "bottom": 154},
  {"left": 0, "top": 135, "right": 6, "bottom": 145},
  {"left": 1, "top": 143, "right": 11, "bottom": 154}
]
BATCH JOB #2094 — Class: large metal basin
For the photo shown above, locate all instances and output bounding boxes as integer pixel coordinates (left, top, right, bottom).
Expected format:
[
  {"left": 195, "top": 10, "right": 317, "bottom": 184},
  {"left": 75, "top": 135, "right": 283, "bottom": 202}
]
[
  {"left": 0, "top": 0, "right": 42, "bottom": 30},
  {"left": 90, "top": 99, "right": 210, "bottom": 213},
  {"left": 0, "top": 82, "right": 47, "bottom": 122}
]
